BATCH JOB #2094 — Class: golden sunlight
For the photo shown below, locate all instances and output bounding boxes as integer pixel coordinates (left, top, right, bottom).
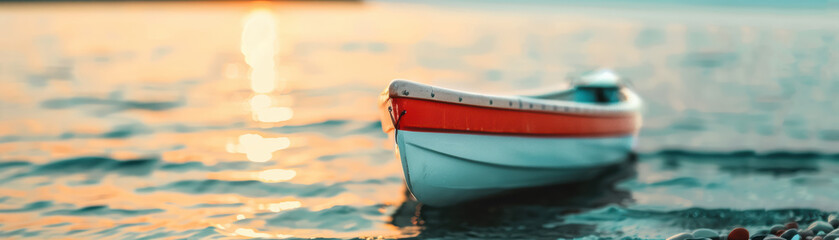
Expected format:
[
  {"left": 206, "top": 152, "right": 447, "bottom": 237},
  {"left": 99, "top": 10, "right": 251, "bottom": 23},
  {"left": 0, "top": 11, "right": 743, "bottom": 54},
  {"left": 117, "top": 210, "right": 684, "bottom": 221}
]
[
  {"left": 250, "top": 94, "right": 294, "bottom": 123},
  {"left": 229, "top": 8, "right": 294, "bottom": 163},
  {"left": 233, "top": 228, "right": 292, "bottom": 239},
  {"left": 226, "top": 133, "right": 291, "bottom": 162},
  {"left": 257, "top": 168, "right": 297, "bottom": 182},
  {"left": 241, "top": 9, "right": 277, "bottom": 94},
  {"left": 241, "top": 9, "right": 294, "bottom": 124},
  {"left": 265, "top": 201, "right": 303, "bottom": 212}
]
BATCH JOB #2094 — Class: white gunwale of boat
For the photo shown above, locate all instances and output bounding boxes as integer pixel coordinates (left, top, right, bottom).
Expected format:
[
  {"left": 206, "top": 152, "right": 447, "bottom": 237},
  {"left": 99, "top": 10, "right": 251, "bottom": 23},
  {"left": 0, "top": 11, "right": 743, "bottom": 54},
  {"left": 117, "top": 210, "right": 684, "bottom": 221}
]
[{"left": 385, "top": 79, "right": 642, "bottom": 116}]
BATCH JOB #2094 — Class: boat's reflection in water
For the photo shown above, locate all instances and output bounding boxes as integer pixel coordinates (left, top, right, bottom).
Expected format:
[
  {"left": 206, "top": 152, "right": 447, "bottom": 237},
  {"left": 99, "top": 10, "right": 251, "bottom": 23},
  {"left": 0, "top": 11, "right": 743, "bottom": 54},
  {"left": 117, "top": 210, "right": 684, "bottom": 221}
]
[{"left": 391, "top": 154, "right": 638, "bottom": 239}]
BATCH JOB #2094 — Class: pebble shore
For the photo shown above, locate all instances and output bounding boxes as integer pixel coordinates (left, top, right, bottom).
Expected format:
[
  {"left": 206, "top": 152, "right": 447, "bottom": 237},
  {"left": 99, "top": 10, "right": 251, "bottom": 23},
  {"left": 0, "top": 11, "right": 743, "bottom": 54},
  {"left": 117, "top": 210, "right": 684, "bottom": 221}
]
[{"left": 666, "top": 214, "right": 839, "bottom": 240}]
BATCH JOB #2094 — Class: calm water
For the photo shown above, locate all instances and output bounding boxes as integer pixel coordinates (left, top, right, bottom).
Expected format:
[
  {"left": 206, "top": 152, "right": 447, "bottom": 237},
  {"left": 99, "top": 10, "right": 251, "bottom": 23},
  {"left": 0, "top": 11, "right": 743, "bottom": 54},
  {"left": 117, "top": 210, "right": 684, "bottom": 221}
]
[{"left": 0, "top": 1, "right": 837, "bottom": 239}]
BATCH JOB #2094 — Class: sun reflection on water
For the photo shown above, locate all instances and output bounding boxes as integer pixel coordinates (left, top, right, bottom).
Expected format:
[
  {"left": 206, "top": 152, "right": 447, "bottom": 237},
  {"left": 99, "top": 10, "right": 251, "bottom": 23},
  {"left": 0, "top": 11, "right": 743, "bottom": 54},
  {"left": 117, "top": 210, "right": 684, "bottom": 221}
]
[
  {"left": 209, "top": 8, "right": 305, "bottom": 239},
  {"left": 263, "top": 201, "right": 303, "bottom": 212},
  {"left": 250, "top": 94, "right": 293, "bottom": 123},
  {"left": 241, "top": 7, "right": 293, "bottom": 124},
  {"left": 235, "top": 7, "right": 294, "bottom": 166},
  {"left": 226, "top": 133, "right": 290, "bottom": 162},
  {"left": 241, "top": 5, "right": 293, "bottom": 124},
  {"left": 241, "top": 9, "right": 278, "bottom": 94},
  {"left": 233, "top": 228, "right": 293, "bottom": 239},
  {"left": 257, "top": 168, "right": 297, "bottom": 182},
  {"left": 207, "top": 168, "right": 297, "bottom": 183}
]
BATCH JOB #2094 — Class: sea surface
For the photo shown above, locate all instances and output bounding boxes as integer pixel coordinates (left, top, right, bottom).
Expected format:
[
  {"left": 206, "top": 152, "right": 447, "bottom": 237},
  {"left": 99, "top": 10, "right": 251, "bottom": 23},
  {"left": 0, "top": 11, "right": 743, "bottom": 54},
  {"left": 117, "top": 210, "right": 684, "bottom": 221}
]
[{"left": 0, "top": 1, "right": 837, "bottom": 239}]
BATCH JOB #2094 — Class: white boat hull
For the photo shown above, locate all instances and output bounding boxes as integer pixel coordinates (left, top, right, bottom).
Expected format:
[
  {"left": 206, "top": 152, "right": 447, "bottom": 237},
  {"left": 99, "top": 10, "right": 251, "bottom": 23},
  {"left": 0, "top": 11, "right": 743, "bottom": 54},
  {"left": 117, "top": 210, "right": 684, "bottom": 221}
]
[{"left": 396, "top": 130, "right": 636, "bottom": 206}]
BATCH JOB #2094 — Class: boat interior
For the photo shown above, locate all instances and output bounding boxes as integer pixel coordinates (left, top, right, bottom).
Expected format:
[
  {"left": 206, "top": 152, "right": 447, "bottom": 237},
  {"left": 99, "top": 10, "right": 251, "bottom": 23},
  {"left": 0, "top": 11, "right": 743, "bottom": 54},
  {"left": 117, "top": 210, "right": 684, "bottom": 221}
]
[{"left": 524, "top": 86, "right": 624, "bottom": 104}]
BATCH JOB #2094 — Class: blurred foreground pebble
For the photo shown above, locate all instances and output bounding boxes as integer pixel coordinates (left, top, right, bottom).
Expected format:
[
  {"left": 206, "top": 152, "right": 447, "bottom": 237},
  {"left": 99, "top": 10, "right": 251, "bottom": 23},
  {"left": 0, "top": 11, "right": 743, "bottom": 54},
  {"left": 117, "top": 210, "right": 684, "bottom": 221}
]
[
  {"left": 694, "top": 229, "right": 719, "bottom": 239},
  {"left": 808, "top": 222, "right": 834, "bottom": 235},
  {"left": 829, "top": 214, "right": 839, "bottom": 228},
  {"left": 666, "top": 216, "right": 839, "bottom": 240},
  {"left": 781, "top": 229, "right": 799, "bottom": 240},
  {"left": 729, "top": 227, "right": 750, "bottom": 240}
]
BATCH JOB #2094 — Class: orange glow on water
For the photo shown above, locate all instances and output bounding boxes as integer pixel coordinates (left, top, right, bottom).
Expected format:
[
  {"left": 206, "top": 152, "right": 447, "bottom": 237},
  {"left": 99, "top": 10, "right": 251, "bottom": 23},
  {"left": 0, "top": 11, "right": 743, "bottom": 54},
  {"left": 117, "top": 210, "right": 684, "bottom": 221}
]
[
  {"left": 207, "top": 168, "right": 297, "bottom": 183},
  {"left": 257, "top": 168, "right": 297, "bottom": 182},
  {"left": 264, "top": 201, "right": 303, "bottom": 212},
  {"left": 241, "top": 8, "right": 293, "bottom": 124},
  {"left": 250, "top": 94, "right": 294, "bottom": 123},
  {"left": 226, "top": 133, "right": 291, "bottom": 162},
  {"left": 250, "top": 94, "right": 272, "bottom": 109},
  {"left": 233, "top": 228, "right": 293, "bottom": 239},
  {"left": 240, "top": 8, "right": 294, "bottom": 126},
  {"left": 241, "top": 9, "right": 278, "bottom": 94}
]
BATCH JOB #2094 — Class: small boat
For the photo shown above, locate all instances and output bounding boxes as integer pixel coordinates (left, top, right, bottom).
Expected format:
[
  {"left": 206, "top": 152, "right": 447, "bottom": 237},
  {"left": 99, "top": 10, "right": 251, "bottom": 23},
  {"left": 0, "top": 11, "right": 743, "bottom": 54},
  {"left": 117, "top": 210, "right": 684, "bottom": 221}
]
[{"left": 378, "top": 70, "right": 643, "bottom": 206}]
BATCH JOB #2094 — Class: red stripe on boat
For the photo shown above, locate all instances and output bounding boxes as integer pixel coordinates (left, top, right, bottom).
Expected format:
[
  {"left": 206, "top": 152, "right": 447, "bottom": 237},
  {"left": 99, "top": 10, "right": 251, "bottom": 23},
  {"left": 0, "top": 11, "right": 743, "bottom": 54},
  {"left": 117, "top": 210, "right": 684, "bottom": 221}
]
[{"left": 390, "top": 97, "right": 638, "bottom": 137}]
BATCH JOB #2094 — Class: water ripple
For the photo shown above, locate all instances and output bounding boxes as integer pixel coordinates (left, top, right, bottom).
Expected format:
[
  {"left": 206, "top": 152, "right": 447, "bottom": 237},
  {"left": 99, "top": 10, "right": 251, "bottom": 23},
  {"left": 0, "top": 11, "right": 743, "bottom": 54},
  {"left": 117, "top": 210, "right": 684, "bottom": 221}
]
[
  {"left": 649, "top": 149, "right": 839, "bottom": 160},
  {"left": 91, "top": 223, "right": 148, "bottom": 237},
  {"left": 159, "top": 161, "right": 256, "bottom": 172},
  {"left": 0, "top": 201, "right": 53, "bottom": 213},
  {"left": 267, "top": 120, "right": 384, "bottom": 138},
  {"left": 0, "top": 229, "right": 40, "bottom": 238},
  {"left": 265, "top": 205, "right": 383, "bottom": 232},
  {"left": 629, "top": 177, "right": 705, "bottom": 189},
  {"left": 40, "top": 95, "right": 183, "bottom": 113},
  {"left": 43, "top": 205, "right": 163, "bottom": 217},
  {"left": 0, "top": 161, "right": 31, "bottom": 170},
  {"left": 136, "top": 179, "right": 347, "bottom": 198},
  {"left": 27, "top": 156, "right": 157, "bottom": 177}
]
